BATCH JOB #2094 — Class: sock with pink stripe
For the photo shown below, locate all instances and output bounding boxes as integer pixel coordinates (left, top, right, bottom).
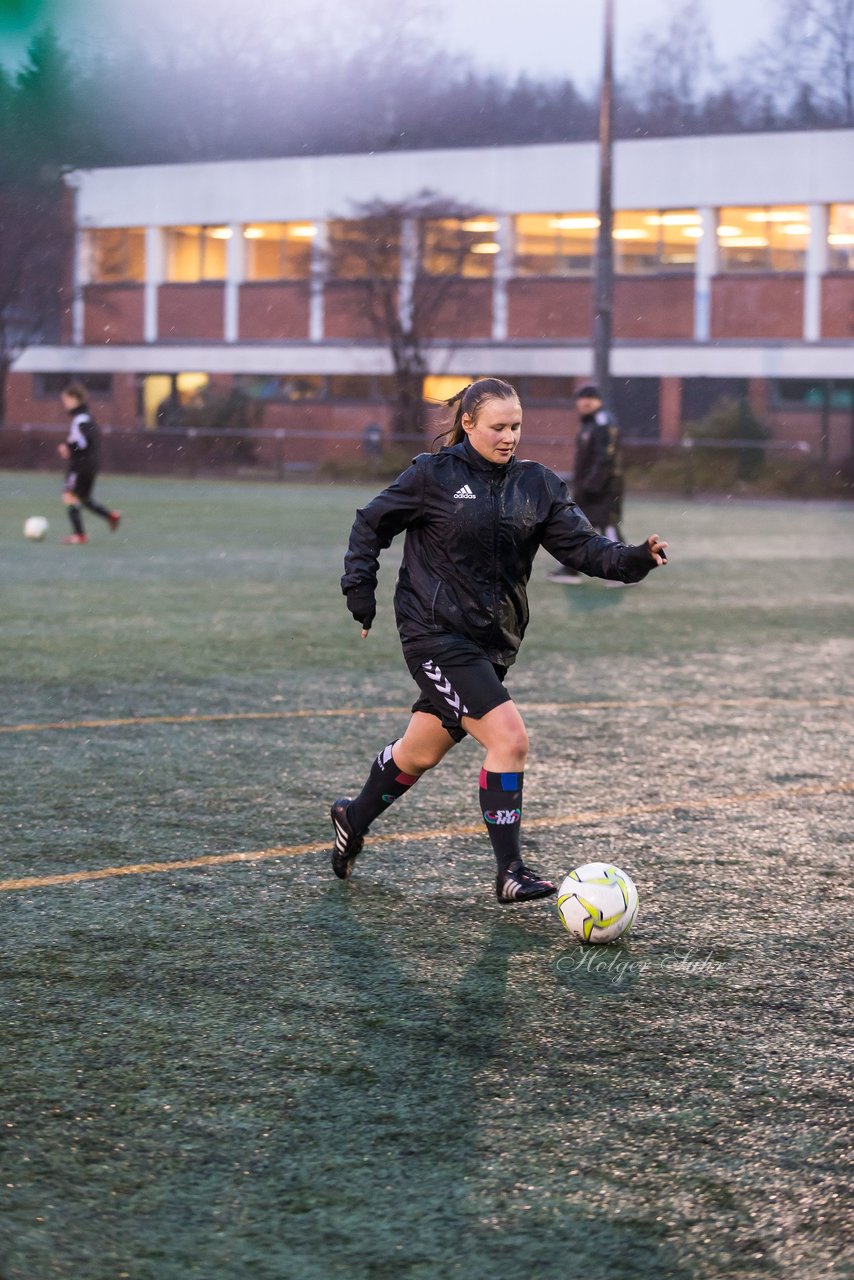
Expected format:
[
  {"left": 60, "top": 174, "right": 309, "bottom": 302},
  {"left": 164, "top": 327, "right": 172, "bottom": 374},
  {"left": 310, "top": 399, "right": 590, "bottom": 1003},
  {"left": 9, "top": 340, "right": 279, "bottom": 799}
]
[{"left": 346, "top": 742, "right": 419, "bottom": 833}]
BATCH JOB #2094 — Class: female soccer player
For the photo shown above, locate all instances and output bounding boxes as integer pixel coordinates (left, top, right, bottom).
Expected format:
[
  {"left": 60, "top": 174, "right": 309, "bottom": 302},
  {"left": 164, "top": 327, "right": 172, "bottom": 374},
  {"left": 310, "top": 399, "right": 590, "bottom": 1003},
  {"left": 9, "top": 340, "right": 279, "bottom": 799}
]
[
  {"left": 332, "top": 377, "right": 667, "bottom": 903},
  {"left": 57, "top": 384, "right": 121, "bottom": 544}
]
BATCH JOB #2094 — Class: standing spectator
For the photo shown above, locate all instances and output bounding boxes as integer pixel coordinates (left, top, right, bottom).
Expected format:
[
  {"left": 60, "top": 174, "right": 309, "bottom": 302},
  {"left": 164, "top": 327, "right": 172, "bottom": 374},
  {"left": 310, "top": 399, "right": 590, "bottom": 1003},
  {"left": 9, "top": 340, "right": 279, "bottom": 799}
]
[
  {"left": 548, "top": 384, "right": 624, "bottom": 583},
  {"left": 57, "top": 383, "right": 121, "bottom": 545},
  {"left": 362, "top": 422, "right": 383, "bottom": 460}
]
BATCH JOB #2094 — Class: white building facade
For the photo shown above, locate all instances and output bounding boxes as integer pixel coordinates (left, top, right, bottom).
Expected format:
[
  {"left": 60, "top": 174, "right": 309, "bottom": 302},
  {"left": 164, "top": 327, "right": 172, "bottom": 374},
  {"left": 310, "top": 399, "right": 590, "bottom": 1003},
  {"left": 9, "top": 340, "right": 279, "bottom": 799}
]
[{"left": 8, "top": 128, "right": 854, "bottom": 462}]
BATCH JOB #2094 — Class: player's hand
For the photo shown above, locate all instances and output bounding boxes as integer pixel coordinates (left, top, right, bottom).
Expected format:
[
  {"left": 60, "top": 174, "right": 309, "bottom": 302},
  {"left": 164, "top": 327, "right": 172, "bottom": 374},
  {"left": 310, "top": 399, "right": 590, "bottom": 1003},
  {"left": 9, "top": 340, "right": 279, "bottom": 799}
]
[
  {"left": 345, "top": 586, "right": 376, "bottom": 634},
  {"left": 57, "top": 443, "right": 70, "bottom": 459},
  {"left": 647, "top": 534, "right": 668, "bottom": 565},
  {"left": 361, "top": 629, "right": 370, "bottom": 640}
]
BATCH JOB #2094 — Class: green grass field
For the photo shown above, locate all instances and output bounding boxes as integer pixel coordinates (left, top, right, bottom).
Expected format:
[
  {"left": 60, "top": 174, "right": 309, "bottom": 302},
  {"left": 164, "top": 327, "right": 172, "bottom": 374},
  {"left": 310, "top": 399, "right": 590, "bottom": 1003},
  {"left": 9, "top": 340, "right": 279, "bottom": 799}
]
[{"left": 1, "top": 470, "right": 853, "bottom": 1280}]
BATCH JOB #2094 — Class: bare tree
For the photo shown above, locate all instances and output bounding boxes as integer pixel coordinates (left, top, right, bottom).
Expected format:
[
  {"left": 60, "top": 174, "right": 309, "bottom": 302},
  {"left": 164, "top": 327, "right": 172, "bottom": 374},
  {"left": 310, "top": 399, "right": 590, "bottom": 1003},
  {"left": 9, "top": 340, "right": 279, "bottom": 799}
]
[
  {"left": 754, "top": 0, "right": 854, "bottom": 124},
  {"left": 325, "top": 192, "right": 483, "bottom": 442},
  {"left": 625, "top": 0, "right": 722, "bottom": 133},
  {"left": 0, "top": 184, "right": 67, "bottom": 424}
]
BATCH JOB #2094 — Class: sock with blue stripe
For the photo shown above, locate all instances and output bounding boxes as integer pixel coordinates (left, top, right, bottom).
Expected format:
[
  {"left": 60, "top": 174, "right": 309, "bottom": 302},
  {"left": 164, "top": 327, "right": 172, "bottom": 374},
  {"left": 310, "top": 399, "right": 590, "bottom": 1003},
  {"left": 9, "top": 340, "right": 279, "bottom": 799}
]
[{"left": 479, "top": 768, "right": 524, "bottom": 874}]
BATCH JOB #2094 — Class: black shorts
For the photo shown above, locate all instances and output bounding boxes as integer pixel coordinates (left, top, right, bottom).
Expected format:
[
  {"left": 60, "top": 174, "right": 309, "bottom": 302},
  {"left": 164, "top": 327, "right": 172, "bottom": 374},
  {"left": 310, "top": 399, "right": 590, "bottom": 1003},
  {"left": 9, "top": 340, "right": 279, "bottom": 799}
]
[
  {"left": 404, "top": 638, "right": 511, "bottom": 743},
  {"left": 64, "top": 468, "right": 97, "bottom": 502}
]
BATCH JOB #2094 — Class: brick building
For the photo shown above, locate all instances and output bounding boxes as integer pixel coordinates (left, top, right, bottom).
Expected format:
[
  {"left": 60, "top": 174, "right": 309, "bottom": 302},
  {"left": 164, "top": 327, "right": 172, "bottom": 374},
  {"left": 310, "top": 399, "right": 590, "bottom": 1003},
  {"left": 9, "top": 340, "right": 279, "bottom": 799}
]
[{"left": 7, "top": 128, "right": 854, "bottom": 468}]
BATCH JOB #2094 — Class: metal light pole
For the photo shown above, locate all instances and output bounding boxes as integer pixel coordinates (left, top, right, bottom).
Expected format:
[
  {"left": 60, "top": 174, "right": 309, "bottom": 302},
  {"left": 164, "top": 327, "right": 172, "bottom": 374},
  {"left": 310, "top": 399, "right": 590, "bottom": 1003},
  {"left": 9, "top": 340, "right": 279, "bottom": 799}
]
[{"left": 593, "top": 0, "right": 615, "bottom": 401}]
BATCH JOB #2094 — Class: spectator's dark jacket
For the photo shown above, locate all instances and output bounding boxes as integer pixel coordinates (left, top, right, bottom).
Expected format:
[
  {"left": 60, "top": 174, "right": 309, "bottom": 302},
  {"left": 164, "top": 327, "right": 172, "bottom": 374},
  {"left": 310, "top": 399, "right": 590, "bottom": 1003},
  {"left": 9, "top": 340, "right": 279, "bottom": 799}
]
[{"left": 574, "top": 408, "right": 622, "bottom": 502}]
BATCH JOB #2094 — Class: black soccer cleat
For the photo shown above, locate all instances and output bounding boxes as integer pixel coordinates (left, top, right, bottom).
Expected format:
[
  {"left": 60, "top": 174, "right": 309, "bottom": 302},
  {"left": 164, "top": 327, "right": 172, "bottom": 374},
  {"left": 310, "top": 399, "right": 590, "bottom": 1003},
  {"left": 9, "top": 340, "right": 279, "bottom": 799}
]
[
  {"left": 330, "top": 798, "right": 365, "bottom": 880},
  {"left": 496, "top": 861, "right": 557, "bottom": 905}
]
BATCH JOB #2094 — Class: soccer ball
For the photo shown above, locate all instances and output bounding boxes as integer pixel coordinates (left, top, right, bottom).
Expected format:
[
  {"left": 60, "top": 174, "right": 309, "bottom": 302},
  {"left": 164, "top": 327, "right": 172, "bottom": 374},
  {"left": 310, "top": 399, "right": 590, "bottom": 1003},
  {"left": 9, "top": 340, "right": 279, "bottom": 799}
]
[
  {"left": 24, "top": 516, "right": 49, "bottom": 541},
  {"left": 556, "top": 862, "right": 639, "bottom": 943}
]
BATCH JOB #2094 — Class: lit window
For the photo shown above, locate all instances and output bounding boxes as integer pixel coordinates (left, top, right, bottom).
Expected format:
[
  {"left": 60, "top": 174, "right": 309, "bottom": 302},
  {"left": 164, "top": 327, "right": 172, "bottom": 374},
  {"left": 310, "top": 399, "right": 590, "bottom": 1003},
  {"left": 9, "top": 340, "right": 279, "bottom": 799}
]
[
  {"left": 164, "top": 226, "right": 229, "bottom": 282},
  {"left": 141, "top": 372, "right": 209, "bottom": 430},
  {"left": 420, "top": 218, "right": 499, "bottom": 278},
  {"left": 513, "top": 214, "right": 597, "bottom": 277},
  {"left": 88, "top": 228, "right": 145, "bottom": 283},
  {"left": 717, "top": 207, "right": 808, "bottom": 272},
  {"left": 424, "top": 375, "right": 475, "bottom": 403},
  {"left": 613, "top": 210, "right": 699, "bottom": 273},
  {"left": 828, "top": 205, "right": 854, "bottom": 271},
  {"left": 513, "top": 211, "right": 698, "bottom": 276},
  {"left": 327, "top": 218, "right": 400, "bottom": 281},
  {"left": 243, "top": 222, "right": 315, "bottom": 280}
]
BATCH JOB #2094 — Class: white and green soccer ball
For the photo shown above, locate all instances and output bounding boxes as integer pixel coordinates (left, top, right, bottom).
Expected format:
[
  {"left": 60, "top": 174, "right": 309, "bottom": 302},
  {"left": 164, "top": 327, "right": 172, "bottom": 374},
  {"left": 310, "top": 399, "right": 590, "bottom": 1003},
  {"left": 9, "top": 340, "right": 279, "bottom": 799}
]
[
  {"left": 557, "top": 862, "right": 639, "bottom": 943},
  {"left": 23, "top": 516, "right": 49, "bottom": 542}
]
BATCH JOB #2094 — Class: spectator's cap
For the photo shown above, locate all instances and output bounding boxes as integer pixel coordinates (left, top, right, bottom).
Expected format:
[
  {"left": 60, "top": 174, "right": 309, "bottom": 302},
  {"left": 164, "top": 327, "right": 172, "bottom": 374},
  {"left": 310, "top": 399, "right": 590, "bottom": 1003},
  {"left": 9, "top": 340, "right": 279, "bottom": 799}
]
[{"left": 575, "top": 384, "right": 601, "bottom": 400}]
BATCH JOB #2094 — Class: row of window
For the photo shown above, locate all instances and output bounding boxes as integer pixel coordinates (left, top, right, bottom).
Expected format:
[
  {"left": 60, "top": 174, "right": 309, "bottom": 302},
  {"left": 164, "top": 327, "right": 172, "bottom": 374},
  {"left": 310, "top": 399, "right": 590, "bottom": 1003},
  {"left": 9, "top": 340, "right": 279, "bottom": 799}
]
[
  {"left": 86, "top": 205, "right": 854, "bottom": 284},
  {"left": 33, "top": 371, "right": 854, "bottom": 415},
  {"left": 34, "top": 371, "right": 585, "bottom": 406},
  {"left": 232, "top": 374, "right": 592, "bottom": 405}
]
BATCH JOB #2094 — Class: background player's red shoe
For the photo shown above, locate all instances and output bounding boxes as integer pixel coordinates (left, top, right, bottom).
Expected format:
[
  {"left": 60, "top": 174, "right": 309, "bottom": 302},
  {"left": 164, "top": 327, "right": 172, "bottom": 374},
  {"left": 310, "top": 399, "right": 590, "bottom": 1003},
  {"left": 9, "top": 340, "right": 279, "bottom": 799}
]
[
  {"left": 108, "top": 511, "right": 121, "bottom": 531},
  {"left": 61, "top": 534, "right": 88, "bottom": 544}
]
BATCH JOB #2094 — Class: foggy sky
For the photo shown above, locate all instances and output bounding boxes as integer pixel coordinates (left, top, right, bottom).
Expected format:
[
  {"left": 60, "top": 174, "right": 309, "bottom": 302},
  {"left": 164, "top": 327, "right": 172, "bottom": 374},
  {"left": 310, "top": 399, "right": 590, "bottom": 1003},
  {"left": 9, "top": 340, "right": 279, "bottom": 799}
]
[
  {"left": 443, "top": 0, "right": 776, "bottom": 87},
  {"left": 0, "top": 0, "right": 777, "bottom": 80}
]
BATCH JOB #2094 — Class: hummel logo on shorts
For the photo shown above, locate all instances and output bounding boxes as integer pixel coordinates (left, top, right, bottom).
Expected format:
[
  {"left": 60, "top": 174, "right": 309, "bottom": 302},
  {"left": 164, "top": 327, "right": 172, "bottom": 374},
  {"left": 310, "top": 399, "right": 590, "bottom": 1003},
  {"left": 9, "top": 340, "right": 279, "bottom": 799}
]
[{"left": 453, "top": 484, "right": 476, "bottom": 499}]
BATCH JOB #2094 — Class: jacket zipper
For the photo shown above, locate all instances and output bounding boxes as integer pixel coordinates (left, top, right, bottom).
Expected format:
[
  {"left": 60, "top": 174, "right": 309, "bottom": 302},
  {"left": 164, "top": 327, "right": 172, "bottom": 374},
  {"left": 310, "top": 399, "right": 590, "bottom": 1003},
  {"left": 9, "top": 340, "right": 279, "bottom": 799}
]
[
  {"left": 490, "top": 477, "right": 501, "bottom": 640},
  {"left": 430, "top": 580, "right": 442, "bottom": 626}
]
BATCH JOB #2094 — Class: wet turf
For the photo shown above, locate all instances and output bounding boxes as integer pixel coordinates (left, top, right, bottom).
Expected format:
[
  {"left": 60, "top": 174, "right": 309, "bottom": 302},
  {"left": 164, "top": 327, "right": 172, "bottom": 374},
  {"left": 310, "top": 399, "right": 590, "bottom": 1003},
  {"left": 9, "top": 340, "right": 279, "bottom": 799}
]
[{"left": 1, "top": 472, "right": 853, "bottom": 1279}]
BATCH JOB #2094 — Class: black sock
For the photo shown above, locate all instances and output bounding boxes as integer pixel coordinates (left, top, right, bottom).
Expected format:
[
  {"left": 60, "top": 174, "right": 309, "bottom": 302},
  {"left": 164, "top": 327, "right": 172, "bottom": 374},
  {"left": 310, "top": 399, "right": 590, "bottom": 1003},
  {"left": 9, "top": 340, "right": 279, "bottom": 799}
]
[
  {"left": 347, "top": 742, "right": 419, "bottom": 833},
  {"left": 479, "top": 768, "right": 524, "bottom": 875},
  {"left": 83, "top": 499, "right": 111, "bottom": 520},
  {"left": 68, "top": 506, "right": 84, "bottom": 535}
]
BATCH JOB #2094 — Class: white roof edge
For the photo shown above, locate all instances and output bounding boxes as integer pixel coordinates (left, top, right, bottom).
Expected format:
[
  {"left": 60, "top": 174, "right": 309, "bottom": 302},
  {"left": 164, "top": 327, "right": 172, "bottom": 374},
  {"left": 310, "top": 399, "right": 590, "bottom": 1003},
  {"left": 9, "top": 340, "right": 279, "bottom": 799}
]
[
  {"left": 67, "top": 130, "right": 854, "bottom": 227},
  {"left": 14, "top": 341, "right": 854, "bottom": 381},
  {"left": 64, "top": 128, "right": 854, "bottom": 183}
]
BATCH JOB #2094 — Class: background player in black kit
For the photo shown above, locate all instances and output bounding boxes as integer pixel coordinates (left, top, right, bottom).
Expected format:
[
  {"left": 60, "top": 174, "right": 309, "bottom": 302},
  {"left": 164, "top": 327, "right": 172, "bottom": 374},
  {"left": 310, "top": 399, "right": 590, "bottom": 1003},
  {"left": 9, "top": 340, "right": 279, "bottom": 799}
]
[
  {"left": 549, "top": 383, "right": 624, "bottom": 583},
  {"left": 330, "top": 377, "right": 667, "bottom": 904},
  {"left": 57, "top": 383, "right": 121, "bottom": 545}
]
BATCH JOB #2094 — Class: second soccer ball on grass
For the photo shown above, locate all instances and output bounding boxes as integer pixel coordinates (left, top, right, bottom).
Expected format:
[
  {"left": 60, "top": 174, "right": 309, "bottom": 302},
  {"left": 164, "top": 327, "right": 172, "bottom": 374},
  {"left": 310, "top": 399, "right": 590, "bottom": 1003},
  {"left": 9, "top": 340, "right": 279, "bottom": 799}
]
[{"left": 24, "top": 516, "right": 49, "bottom": 541}]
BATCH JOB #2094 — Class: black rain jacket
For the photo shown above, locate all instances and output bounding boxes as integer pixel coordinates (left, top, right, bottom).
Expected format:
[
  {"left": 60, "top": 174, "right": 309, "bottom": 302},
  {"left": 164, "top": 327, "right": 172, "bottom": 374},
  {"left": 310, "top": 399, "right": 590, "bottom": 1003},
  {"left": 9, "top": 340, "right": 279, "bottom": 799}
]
[
  {"left": 341, "top": 438, "right": 655, "bottom": 668},
  {"left": 65, "top": 404, "right": 101, "bottom": 471}
]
